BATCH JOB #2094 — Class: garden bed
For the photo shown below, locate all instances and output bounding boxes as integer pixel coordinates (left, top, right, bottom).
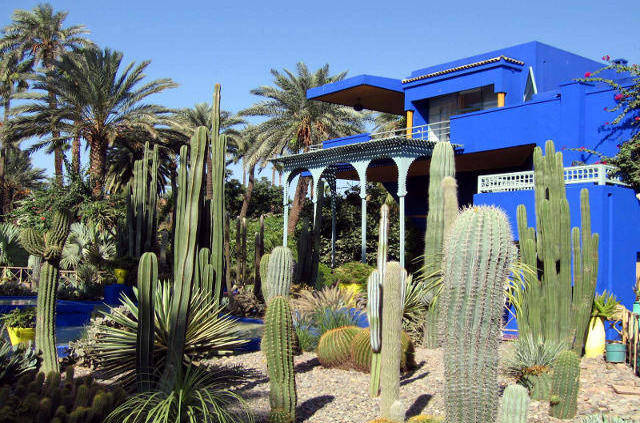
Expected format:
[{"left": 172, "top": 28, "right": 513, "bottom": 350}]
[{"left": 210, "top": 346, "right": 640, "bottom": 422}]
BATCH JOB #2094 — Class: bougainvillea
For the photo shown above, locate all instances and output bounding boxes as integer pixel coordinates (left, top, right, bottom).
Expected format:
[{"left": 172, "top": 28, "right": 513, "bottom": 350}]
[{"left": 580, "top": 57, "right": 640, "bottom": 190}]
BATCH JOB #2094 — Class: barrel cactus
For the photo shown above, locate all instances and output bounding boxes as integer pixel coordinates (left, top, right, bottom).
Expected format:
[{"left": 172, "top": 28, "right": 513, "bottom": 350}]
[
  {"left": 440, "top": 206, "right": 515, "bottom": 423},
  {"left": 317, "top": 326, "right": 361, "bottom": 368},
  {"left": 19, "top": 210, "right": 72, "bottom": 374},
  {"left": 500, "top": 384, "right": 530, "bottom": 423},
  {"left": 549, "top": 350, "right": 581, "bottom": 419},
  {"left": 350, "top": 328, "right": 415, "bottom": 373}
]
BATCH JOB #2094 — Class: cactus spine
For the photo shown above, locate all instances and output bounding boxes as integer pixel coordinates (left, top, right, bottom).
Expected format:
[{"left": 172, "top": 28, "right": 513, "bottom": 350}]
[
  {"left": 136, "top": 252, "right": 157, "bottom": 392},
  {"left": 500, "top": 384, "right": 530, "bottom": 423},
  {"left": 209, "top": 84, "right": 227, "bottom": 301},
  {"left": 516, "top": 140, "right": 599, "bottom": 352},
  {"left": 368, "top": 204, "right": 389, "bottom": 397},
  {"left": 380, "top": 262, "right": 407, "bottom": 422},
  {"left": 263, "top": 246, "right": 296, "bottom": 423},
  {"left": 440, "top": 206, "right": 515, "bottom": 423},
  {"left": 422, "top": 143, "right": 456, "bottom": 349},
  {"left": 127, "top": 142, "right": 158, "bottom": 258},
  {"left": 19, "top": 210, "right": 71, "bottom": 374},
  {"left": 161, "top": 126, "right": 207, "bottom": 388},
  {"left": 549, "top": 350, "right": 580, "bottom": 419}
]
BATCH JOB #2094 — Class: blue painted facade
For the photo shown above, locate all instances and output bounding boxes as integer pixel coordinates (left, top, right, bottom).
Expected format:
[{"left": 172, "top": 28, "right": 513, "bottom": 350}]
[{"left": 307, "top": 41, "right": 639, "bottom": 312}]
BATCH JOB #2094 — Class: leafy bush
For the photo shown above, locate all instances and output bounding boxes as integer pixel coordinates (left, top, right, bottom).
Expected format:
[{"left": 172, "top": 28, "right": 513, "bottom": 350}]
[
  {"left": 0, "top": 282, "right": 35, "bottom": 297},
  {"left": 312, "top": 307, "right": 362, "bottom": 337},
  {"left": 294, "top": 319, "right": 319, "bottom": 352},
  {"left": 334, "top": 261, "right": 374, "bottom": 286},
  {"left": 402, "top": 275, "right": 429, "bottom": 342},
  {"left": 0, "top": 307, "right": 35, "bottom": 328},
  {"left": 0, "top": 330, "right": 37, "bottom": 384},
  {"left": 0, "top": 223, "right": 28, "bottom": 266},
  {"left": 71, "top": 282, "right": 246, "bottom": 387},
  {"left": 315, "top": 263, "right": 337, "bottom": 289},
  {"left": 56, "top": 266, "right": 107, "bottom": 301},
  {"left": 61, "top": 222, "right": 117, "bottom": 270},
  {"left": 106, "top": 365, "right": 253, "bottom": 423}
]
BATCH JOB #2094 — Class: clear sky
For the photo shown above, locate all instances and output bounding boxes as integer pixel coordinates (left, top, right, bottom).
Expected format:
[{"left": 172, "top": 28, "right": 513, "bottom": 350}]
[{"left": 2, "top": 0, "right": 639, "bottom": 181}]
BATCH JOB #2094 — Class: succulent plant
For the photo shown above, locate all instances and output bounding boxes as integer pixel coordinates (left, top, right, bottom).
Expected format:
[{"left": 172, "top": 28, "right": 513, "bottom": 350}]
[
  {"left": 350, "top": 328, "right": 415, "bottom": 373},
  {"left": 500, "top": 384, "right": 530, "bottom": 423},
  {"left": 317, "top": 325, "right": 361, "bottom": 368},
  {"left": 549, "top": 350, "right": 580, "bottom": 419}
]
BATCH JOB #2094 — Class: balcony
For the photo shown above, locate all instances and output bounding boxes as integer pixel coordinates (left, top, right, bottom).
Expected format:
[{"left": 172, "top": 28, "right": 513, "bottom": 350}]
[
  {"left": 312, "top": 121, "right": 451, "bottom": 151},
  {"left": 477, "top": 164, "right": 628, "bottom": 193}
]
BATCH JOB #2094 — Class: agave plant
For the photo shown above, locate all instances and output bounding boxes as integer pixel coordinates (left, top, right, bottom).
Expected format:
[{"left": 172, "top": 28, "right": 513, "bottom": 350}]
[
  {"left": 592, "top": 291, "right": 620, "bottom": 319},
  {"left": 505, "top": 333, "right": 565, "bottom": 388},
  {"left": 105, "top": 364, "right": 253, "bottom": 423},
  {"left": 72, "top": 281, "right": 246, "bottom": 386}
]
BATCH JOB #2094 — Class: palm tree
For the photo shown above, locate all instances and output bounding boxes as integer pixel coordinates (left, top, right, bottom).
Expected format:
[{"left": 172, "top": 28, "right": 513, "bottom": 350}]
[
  {"left": 0, "top": 3, "right": 93, "bottom": 183},
  {"left": 9, "top": 47, "right": 176, "bottom": 198},
  {"left": 0, "top": 49, "right": 32, "bottom": 219},
  {"left": 373, "top": 113, "right": 406, "bottom": 133},
  {"left": 240, "top": 62, "right": 367, "bottom": 234},
  {"left": 2, "top": 147, "right": 46, "bottom": 215}
]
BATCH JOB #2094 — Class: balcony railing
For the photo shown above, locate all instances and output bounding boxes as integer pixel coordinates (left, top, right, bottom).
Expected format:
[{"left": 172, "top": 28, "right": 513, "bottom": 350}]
[
  {"left": 477, "top": 164, "right": 628, "bottom": 193},
  {"left": 309, "top": 120, "right": 451, "bottom": 151}
]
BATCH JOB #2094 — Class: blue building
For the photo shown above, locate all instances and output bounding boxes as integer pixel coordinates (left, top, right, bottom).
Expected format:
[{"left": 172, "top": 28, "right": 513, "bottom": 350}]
[{"left": 272, "top": 41, "right": 639, "bottom": 311}]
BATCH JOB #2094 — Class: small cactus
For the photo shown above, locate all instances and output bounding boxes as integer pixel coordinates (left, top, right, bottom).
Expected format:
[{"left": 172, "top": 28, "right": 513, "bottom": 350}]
[
  {"left": 549, "top": 350, "right": 580, "bottom": 419},
  {"left": 316, "top": 326, "right": 361, "bottom": 368},
  {"left": 500, "top": 384, "right": 530, "bottom": 423}
]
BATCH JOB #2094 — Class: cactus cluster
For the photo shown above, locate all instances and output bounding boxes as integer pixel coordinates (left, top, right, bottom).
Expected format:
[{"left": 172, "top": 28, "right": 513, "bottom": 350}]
[
  {"left": 262, "top": 246, "right": 296, "bottom": 423},
  {"left": 136, "top": 252, "right": 157, "bottom": 392},
  {"left": 126, "top": 142, "right": 158, "bottom": 258},
  {"left": 422, "top": 143, "right": 457, "bottom": 349},
  {"left": 439, "top": 206, "right": 515, "bottom": 423},
  {"left": 500, "top": 384, "right": 530, "bottom": 423},
  {"left": 549, "top": 350, "right": 581, "bottom": 419},
  {"left": 316, "top": 326, "right": 361, "bottom": 368},
  {"left": 0, "top": 367, "right": 125, "bottom": 422},
  {"left": 516, "top": 140, "right": 599, "bottom": 352},
  {"left": 19, "top": 210, "right": 72, "bottom": 374}
]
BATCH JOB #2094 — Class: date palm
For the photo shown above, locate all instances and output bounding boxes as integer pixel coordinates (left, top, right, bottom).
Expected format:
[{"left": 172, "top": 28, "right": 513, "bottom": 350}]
[
  {"left": 240, "top": 62, "right": 367, "bottom": 234},
  {"left": 10, "top": 47, "right": 176, "bottom": 198},
  {"left": 0, "top": 3, "right": 92, "bottom": 183}
]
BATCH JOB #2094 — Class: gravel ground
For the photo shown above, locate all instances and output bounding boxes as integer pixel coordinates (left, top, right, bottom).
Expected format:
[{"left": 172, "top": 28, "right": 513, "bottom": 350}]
[{"left": 212, "top": 347, "right": 640, "bottom": 423}]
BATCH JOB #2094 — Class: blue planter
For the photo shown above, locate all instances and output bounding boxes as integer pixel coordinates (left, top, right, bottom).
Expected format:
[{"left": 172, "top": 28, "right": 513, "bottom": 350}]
[
  {"left": 605, "top": 343, "right": 626, "bottom": 363},
  {"left": 633, "top": 301, "right": 640, "bottom": 315},
  {"left": 103, "top": 284, "right": 134, "bottom": 305}
]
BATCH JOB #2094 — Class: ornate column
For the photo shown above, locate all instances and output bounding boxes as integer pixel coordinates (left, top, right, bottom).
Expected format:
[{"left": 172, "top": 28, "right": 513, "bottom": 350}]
[
  {"left": 393, "top": 156, "right": 416, "bottom": 269},
  {"left": 281, "top": 171, "right": 291, "bottom": 246},
  {"left": 353, "top": 160, "right": 371, "bottom": 263},
  {"left": 309, "top": 167, "right": 326, "bottom": 225}
]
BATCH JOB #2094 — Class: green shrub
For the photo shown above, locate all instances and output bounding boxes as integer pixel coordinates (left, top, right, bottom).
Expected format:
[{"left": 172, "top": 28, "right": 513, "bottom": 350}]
[
  {"left": 0, "top": 307, "right": 35, "bottom": 328},
  {"left": 315, "top": 263, "right": 337, "bottom": 289},
  {"left": 0, "top": 330, "right": 38, "bottom": 384},
  {"left": 0, "top": 282, "right": 34, "bottom": 297},
  {"left": 334, "top": 261, "right": 374, "bottom": 286}
]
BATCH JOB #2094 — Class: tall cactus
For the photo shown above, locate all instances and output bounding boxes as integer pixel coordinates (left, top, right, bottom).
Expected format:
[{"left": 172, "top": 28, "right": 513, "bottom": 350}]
[
  {"left": 127, "top": 142, "right": 159, "bottom": 258},
  {"left": 19, "top": 210, "right": 72, "bottom": 373},
  {"left": 368, "top": 204, "right": 389, "bottom": 397},
  {"left": 549, "top": 350, "right": 580, "bottom": 419},
  {"left": 161, "top": 126, "right": 207, "bottom": 388},
  {"left": 380, "top": 262, "right": 407, "bottom": 422},
  {"left": 263, "top": 246, "right": 296, "bottom": 423},
  {"left": 500, "top": 384, "right": 530, "bottom": 423},
  {"left": 516, "top": 140, "right": 599, "bottom": 352},
  {"left": 136, "top": 252, "right": 157, "bottom": 392},
  {"left": 254, "top": 215, "right": 265, "bottom": 299},
  {"left": 440, "top": 206, "right": 515, "bottom": 423},
  {"left": 422, "top": 143, "right": 456, "bottom": 349},
  {"left": 209, "top": 84, "right": 227, "bottom": 301}
]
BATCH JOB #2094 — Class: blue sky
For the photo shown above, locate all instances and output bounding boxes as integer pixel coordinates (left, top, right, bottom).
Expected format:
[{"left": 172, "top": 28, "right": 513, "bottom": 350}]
[{"left": 2, "top": 0, "right": 639, "bottom": 182}]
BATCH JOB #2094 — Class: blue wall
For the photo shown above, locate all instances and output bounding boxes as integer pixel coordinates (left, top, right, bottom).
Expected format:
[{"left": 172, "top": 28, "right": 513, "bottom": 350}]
[{"left": 474, "top": 184, "right": 640, "bottom": 311}]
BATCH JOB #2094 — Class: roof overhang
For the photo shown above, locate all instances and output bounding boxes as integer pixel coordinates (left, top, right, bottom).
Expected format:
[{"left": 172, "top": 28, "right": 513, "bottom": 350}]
[{"left": 306, "top": 75, "right": 405, "bottom": 115}]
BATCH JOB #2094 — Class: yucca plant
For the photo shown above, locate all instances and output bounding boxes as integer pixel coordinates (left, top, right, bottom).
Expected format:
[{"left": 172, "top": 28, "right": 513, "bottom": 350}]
[
  {"left": 72, "top": 281, "right": 246, "bottom": 386},
  {"left": 105, "top": 364, "right": 253, "bottom": 423}
]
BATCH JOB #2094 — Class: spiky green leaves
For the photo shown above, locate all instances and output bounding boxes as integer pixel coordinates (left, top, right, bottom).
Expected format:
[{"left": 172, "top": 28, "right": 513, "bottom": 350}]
[{"left": 440, "top": 206, "right": 515, "bottom": 423}]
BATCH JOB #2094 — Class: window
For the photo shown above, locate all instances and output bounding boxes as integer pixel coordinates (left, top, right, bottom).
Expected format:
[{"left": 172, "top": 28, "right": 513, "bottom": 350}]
[
  {"left": 458, "top": 85, "right": 497, "bottom": 113},
  {"left": 523, "top": 67, "right": 538, "bottom": 102}
]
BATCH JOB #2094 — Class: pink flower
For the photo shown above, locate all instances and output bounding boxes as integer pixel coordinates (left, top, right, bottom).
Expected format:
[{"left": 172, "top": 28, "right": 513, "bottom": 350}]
[
  {"left": 40, "top": 217, "right": 45, "bottom": 221},
  {"left": 584, "top": 72, "right": 592, "bottom": 77},
  {"left": 614, "top": 94, "right": 624, "bottom": 101},
  {"left": 605, "top": 122, "right": 610, "bottom": 125},
  {"left": 604, "top": 107, "right": 608, "bottom": 111},
  {"left": 602, "top": 55, "right": 610, "bottom": 61},
  {"left": 635, "top": 117, "right": 640, "bottom": 121}
]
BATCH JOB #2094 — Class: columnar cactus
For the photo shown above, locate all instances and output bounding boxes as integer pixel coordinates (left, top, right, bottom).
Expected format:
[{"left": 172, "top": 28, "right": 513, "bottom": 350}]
[
  {"left": 549, "top": 350, "right": 580, "bottom": 419},
  {"left": 254, "top": 215, "right": 265, "bottom": 299},
  {"left": 440, "top": 206, "right": 515, "bottom": 423},
  {"left": 236, "top": 217, "right": 247, "bottom": 284},
  {"left": 422, "top": 144, "right": 456, "bottom": 349},
  {"left": 209, "top": 84, "right": 227, "bottom": 302},
  {"left": 19, "top": 210, "right": 72, "bottom": 374},
  {"left": 162, "top": 126, "right": 207, "bottom": 388},
  {"left": 136, "top": 252, "right": 157, "bottom": 392},
  {"left": 500, "top": 384, "right": 530, "bottom": 423},
  {"left": 380, "top": 262, "right": 407, "bottom": 422},
  {"left": 260, "top": 253, "right": 271, "bottom": 301},
  {"left": 368, "top": 204, "right": 389, "bottom": 397},
  {"left": 263, "top": 246, "right": 296, "bottom": 423},
  {"left": 127, "top": 142, "right": 158, "bottom": 258},
  {"left": 516, "top": 140, "right": 599, "bottom": 352}
]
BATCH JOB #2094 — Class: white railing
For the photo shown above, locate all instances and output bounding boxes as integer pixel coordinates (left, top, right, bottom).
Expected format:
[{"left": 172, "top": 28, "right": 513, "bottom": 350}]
[
  {"left": 308, "top": 120, "right": 451, "bottom": 152},
  {"left": 477, "top": 164, "right": 628, "bottom": 193}
]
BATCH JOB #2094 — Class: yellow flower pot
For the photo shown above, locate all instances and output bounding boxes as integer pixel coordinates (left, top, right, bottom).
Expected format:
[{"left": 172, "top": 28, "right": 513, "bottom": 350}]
[
  {"left": 7, "top": 327, "right": 35, "bottom": 346},
  {"left": 114, "top": 268, "right": 128, "bottom": 285},
  {"left": 584, "top": 316, "right": 606, "bottom": 358}
]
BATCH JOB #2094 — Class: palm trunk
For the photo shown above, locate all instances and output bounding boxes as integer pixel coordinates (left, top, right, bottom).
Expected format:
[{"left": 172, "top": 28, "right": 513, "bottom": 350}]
[
  {"left": 89, "top": 138, "right": 107, "bottom": 198},
  {"left": 48, "top": 88, "right": 63, "bottom": 185},
  {"left": 0, "top": 100, "right": 8, "bottom": 220},
  {"left": 71, "top": 131, "right": 80, "bottom": 174},
  {"left": 287, "top": 176, "right": 309, "bottom": 235},
  {"left": 239, "top": 165, "right": 255, "bottom": 221}
]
